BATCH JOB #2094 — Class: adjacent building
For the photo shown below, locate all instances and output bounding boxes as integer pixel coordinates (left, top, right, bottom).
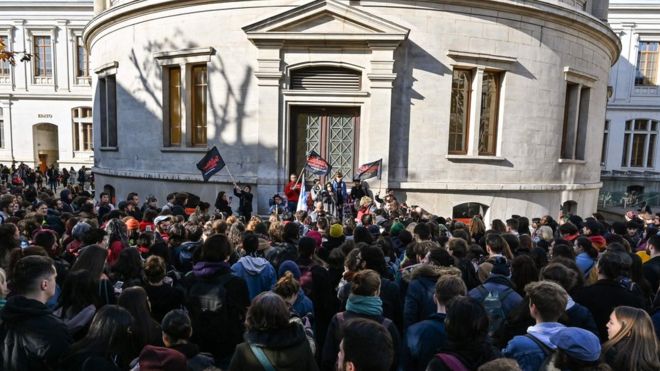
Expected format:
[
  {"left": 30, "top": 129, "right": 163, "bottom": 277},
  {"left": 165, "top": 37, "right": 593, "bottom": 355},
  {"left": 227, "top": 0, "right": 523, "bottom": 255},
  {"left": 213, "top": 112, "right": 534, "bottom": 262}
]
[
  {"left": 602, "top": 0, "right": 660, "bottom": 210},
  {"left": 0, "top": 0, "right": 94, "bottom": 172},
  {"left": 86, "top": 0, "right": 619, "bottom": 219}
]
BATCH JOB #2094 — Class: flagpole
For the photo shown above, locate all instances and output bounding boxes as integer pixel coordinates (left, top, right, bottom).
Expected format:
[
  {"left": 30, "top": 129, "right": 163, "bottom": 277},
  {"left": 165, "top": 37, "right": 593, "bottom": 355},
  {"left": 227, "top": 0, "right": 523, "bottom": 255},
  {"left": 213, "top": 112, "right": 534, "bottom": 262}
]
[
  {"left": 224, "top": 163, "right": 239, "bottom": 188},
  {"left": 292, "top": 167, "right": 305, "bottom": 189}
]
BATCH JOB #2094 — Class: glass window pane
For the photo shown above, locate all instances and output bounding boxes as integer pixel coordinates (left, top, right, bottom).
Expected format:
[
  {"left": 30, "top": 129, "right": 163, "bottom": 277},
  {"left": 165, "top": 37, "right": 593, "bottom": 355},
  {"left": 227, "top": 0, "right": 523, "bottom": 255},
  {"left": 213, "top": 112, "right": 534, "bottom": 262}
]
[
  {"left": 191, "top": 65, "right": 207, "bottom": 146},
  {"left": 632, "top": 134, "right": 646, "bottom": 167},
  {"left": 0, "top": 36, "right": 9, "bottom": 76},
  {"left": 478, "top": 71, "right": 500, "bottom": 155},
  {"left": 626, "top": 120, "right": 632, "bottom": 131},
  {"left": 83, "top": 123, "right": 92, "bottom": 151},
  {"left": 169, "top": 67, "right": 181, "bottom": 146},
  {"left": 622, "top": 133, "right": 630, "bottom": 167},
  {"left": 449, "top": 69, "right": 471, "bottom": 154},
  {"left": 73, "top": 122, "right": 80, "bottom": 151},
  {"left": 649, "top": 134, "right": 656, "bottom": 168}
]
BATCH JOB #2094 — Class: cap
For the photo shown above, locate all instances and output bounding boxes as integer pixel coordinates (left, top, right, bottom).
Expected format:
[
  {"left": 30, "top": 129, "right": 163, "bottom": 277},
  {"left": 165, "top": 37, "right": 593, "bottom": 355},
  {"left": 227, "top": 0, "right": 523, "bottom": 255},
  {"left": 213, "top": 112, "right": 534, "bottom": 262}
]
[
  {"left": 154, "top": 215, "right": 172, "bottom": 225},
  {"left": 550, "top": 327, "right": 601, "bottom": 362},
  {"left": 329, "top": 224, "right": 344, "bottom": 238}
]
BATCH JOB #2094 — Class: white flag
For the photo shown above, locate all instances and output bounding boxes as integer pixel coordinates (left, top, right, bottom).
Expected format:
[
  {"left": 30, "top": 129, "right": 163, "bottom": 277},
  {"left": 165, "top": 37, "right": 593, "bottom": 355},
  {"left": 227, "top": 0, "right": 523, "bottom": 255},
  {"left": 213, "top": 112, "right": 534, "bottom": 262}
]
[{"left": 296, "top": 172, "right": 307, "bottom": 212}]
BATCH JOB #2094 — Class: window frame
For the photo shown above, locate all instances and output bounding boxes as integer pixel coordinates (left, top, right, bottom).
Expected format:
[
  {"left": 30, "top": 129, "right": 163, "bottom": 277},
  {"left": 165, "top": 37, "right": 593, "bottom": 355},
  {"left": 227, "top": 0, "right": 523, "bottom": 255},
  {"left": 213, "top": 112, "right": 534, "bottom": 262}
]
[
  {"left": 26, "top": 27, "right": 56, "bottom": 86},
  {"left": 635, "top": 41, "right": 659, "bottom": 86},
  {"left": 559, "top": 67, "right": 596, "bottom": 163},
  {"left": 0, "top": 34, "right": 11, "bottom": 81},
  {"left": 448, "top": 68, "right": 472, "bottom": 155},
  {"left": 95, "top": 62, "right": 118, "bottom": 150},
  {"left": 621, "top": 119, "right": 658, "bottom": 168},
  {"left": 72, "top": 107, "right": 93, "bottom": 152},
  {"left": 32, "top": 35, "right": 53, "bottom": 78},
  {"left": 154, "top": 47, "right": 214, "bottom": 149}
]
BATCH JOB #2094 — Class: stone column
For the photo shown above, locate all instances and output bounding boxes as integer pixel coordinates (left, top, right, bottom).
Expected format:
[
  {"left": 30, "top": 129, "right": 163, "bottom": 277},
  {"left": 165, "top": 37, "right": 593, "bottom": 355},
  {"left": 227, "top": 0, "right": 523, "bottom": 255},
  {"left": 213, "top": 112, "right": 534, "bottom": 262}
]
[
  {"left": 253, "top": 41, "right": 283, "bottom": 213},
  {"left": 367, "top": 41, "right": 399, "bottom": 191}
]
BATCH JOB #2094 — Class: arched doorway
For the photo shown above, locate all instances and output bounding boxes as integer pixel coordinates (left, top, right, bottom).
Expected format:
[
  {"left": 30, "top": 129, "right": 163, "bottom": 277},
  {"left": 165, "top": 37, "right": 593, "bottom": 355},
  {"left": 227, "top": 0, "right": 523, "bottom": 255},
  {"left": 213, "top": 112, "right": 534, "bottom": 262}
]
[
  {"left": 452, "top": 202, "right": 489, "bottom": 224},
  {"left": 562, "top": 200, "right": 578, "bottom": 215},
  {"left": 33, "top": 123, "right": 59, "bottom": 173},
  {"left": 103, "top": 184, "right": 116, "bottom": 205}
]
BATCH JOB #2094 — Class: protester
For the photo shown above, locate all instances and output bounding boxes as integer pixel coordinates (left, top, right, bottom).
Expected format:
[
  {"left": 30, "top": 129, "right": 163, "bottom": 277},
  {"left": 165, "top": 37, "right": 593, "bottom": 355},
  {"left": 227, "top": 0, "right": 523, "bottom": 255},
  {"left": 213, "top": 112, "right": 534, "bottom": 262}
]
[
  {"left": 160, "top": 309, "right": 215, "bottom": 370},
  {"left": 602, "top": 306, "right": 660, "bottom": 371},
  {"left": 337, "top": 318, "right": 394, "bottom": 371}
]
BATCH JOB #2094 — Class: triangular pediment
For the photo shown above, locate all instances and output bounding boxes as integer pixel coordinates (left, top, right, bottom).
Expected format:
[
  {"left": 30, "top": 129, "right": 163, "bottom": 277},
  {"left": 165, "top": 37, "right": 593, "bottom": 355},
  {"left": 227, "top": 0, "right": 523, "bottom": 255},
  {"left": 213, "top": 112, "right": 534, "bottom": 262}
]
[{"left": 243, "top": 0, "right": 409, "bottom": 43}]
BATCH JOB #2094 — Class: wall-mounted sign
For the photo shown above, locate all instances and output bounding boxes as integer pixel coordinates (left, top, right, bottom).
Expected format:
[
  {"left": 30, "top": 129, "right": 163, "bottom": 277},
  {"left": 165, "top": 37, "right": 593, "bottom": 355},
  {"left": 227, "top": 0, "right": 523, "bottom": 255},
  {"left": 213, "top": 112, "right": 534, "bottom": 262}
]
[{"left": 38, "top": 114, "right": 53, "bottom": 119}]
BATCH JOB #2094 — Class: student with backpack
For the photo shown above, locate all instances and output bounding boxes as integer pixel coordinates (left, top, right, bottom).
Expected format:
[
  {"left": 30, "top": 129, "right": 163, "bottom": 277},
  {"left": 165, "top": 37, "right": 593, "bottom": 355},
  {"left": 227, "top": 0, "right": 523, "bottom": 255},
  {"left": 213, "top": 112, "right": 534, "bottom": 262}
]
[
  {"left": 181, "top": 234, "right": 250, "bottom": 368},
  {"left": 321, "top": 269, "right": 400, "bottom": 371},
  {"left": 468, "top": 256, "right": 522, "bottom": 335},
  {"left": 502, "top": 281, "right": 569, "bottom": 371},
  {"left": 231, "top": 232, "right": 277, "bottom": 300}
]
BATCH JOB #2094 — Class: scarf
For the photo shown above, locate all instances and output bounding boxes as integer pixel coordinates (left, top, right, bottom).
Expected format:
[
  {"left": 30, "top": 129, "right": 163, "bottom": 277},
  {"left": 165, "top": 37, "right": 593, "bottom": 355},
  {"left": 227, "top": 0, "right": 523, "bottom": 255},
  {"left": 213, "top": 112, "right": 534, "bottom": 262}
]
[{"left": 346, "top": 295, "right": 383, "bottom": 316}]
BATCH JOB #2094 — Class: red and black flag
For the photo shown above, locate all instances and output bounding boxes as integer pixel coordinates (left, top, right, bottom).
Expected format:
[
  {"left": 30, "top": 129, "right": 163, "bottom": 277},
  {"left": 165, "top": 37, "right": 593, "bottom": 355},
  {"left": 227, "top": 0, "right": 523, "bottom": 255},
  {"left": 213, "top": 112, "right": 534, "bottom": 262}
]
[
  {"left": 305, "top": 150, "right": 332, "bottom": 176},
  {"left": 356, "top": 159, "right": 382, "bottom": 180},
  {"left": 196, "top": 146, "right": 226, "bottom": 182}
]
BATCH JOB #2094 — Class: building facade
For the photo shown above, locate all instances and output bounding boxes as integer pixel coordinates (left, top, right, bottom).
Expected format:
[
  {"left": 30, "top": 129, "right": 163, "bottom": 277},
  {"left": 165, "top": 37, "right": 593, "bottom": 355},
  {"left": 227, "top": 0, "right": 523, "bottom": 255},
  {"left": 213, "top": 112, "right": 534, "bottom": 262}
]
[
  {"left": 0, "top": 0, "right": 94, "bottom": 172},
  {"left": 86, "top": 0, "right": 619, "bottom": 220},
  {"left": 602, "top": 0, "right": 660, "bottom": 210}
]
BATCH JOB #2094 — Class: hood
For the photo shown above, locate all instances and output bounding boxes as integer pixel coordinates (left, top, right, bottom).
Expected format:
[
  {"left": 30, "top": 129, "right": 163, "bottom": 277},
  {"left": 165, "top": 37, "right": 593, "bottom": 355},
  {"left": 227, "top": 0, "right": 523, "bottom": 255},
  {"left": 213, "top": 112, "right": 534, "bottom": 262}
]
[
  {"left": 180, "top": 240, "right": 202, "bottom": 251},
  {"left": 169, "top": 342, "right": 200, "bottom": 359},
  {"left": 411, "top": 264, "right": 462, "bottom": 280},
  {"left": 587, "top": 235, "right": 607, "bottom": 249},
  {"left": 245, "top": 322, "right": 306, "bottom": 349},
  {"left": 400, "top": 263, "right": 422, "bottom": 283},
  {"left": 192, "top": 261, "right": 231, "bottom": 278},
  {"left": 238, "top": 256, "right": 270, "bottom": 275},
  {"left": 1, "top": 296, "right": 52, "bottom": 322},
  {"left": 527, "top": 322, "right": 566, "bottom": 349}
]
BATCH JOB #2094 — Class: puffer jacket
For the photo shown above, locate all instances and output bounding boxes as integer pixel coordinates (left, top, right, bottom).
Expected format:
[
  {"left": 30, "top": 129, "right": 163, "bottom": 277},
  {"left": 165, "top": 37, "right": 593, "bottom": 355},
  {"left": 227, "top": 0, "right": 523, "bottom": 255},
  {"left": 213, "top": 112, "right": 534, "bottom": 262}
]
[
  {"left": 403, "top": 264, "right": 462, "bottom": 329},
  {"left": 0, "top": 296, "right": 72, "bottom": 371}
]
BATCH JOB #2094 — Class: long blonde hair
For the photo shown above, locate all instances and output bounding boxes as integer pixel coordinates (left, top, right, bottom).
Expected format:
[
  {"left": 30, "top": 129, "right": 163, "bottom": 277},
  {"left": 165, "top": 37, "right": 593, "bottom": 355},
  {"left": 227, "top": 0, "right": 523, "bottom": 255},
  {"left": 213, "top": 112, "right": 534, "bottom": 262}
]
[{"left": 602, "top": 306, "right": 660, "bottom": 371}]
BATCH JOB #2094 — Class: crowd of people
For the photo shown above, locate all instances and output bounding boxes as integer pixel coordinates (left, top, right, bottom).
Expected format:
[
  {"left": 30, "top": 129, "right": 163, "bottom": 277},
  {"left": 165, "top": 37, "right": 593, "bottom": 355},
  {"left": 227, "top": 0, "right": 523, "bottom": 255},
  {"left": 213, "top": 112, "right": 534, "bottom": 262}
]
[{"left": 0, "top": 167, "right": 659, "bottom": 371}]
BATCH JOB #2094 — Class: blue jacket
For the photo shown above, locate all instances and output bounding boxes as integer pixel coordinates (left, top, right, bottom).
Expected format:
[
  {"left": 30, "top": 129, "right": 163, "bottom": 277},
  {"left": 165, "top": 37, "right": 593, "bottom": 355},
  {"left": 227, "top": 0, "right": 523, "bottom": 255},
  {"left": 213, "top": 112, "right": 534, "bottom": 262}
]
[
  {"left": 231, "top": 256, "right": 277, "bottom": 300},
  {"left": 331, "top": 179, "right": 348, "bottom": 203},
  {"left": 575, "top": 252, "right": 596, "bottom": 278},
  {"left": 402, "top": 312, "right": 447, "bottom": 371},
  {"left": 403, "top": 265, "right": 462, "bottom": 329},
  {"left": 502, "top": 322, "right": 565, "bottom": 371},
  {"left": 566, "top": 298, "right": 598, "bottom": 336},
  {"left": 468, "top": 275, "right": 523, "bottom": 316},
  {"left": 292, "top": 288, "right": 314, "bottom": 317}
]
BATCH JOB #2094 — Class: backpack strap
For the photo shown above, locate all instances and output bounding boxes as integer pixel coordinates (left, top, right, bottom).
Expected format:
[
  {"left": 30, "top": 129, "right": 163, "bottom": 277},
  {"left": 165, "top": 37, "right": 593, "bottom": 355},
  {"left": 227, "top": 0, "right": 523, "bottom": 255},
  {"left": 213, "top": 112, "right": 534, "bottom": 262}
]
[
  {"left": 435, "top": 353, "right": 469, "bottom": 371},
  {"left": 499, "top": 287, "right": 515, "bottom": 302},
  {"left": 249, "top": 344, "right": 276, "bottom": 371},
  {"left": 524, "top": 334, "right": 553, "bottom": 357}
]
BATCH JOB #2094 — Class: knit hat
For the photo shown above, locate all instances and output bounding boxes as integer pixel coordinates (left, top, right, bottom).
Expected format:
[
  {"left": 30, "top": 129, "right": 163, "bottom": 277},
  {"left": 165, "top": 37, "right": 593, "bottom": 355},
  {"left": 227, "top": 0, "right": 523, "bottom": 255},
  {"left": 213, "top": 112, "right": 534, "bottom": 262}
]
[
  {"left": 125, "top": 218, "right": 139, "bottom": 231},
  {"left": 390, "top": 222, "right": 405, "bottom": 236},
  {"left": 329, "top": 224, "right": 344, "bottom": 238},
  {"left": 72, "top": 222, "right": 92, "bottom": 240},
  {"left": 550, "top": 327, "right": 601, "bottom": 362},
  {"left": 306, "top": 230, "right": 322, "bottom": 248},
  {"left": 488, "top": 256, "right": 510, "bottom": 277},
  {"left": 138, "top": 345, "right": 187, "bottom": 371},
  {"left": 278, "top": 260, "right": 301, "bottom": 279}
]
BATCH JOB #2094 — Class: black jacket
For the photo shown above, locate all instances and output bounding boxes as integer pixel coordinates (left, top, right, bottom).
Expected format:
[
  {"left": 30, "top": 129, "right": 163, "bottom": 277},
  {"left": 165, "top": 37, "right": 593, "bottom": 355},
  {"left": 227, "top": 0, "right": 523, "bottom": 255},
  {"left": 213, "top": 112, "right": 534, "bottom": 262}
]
[
  {"left": 643, "top": 256, "right": 660, "bottom": 294},
  {"left": 233, "top": 189, "right": 253, "bottom": 215},
  {"left": 573, "top": 279, "right": 646, "bottom": 342},
  {"left": 170, "top": 342, "right": 215, "bottom": 371},
  {"left": 0, "top": 296, "right": 72, "bottom": 371}
]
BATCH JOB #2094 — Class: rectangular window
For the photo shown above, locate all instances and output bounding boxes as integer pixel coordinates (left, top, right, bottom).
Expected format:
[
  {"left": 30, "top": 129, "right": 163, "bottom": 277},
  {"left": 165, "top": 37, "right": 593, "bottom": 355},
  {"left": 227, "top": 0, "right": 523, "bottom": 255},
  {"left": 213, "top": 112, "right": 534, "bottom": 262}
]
[
  {"left": 73, "top": 107, "right": 92, "bottom": 151},
  {"left": 191, "top": 65, "right": 207, "bottom": 146},
  {"left": 601, "top": 120, "right": 609, "bottom": 166},
  {"left": 168, "top": 67, "right": 182, "bottom": 146},
  {"left": 75, "top": 36, "right": 89, "bottom": 78},
  {"left": 449, "top": 69, "right": 471, "bottom": 154},
  {"left": 636, "top": 41, "right": 659, "bottom": 86},
  {"left": 73, "top": 121, "right": 80, "bottom": 151},
  {"left": 478, "top": 71, "right": 500, "bottom": 155},
  {"left": 33, "top": 35, "right": 52, "bottom": 77},
  {"left": 561, "top": 83, "right": 590, "bottom": 160},
  {"left": 0, "top": 107, "right": 4, "bottom": 149},
  {"left": 99, "top": 75, "right": 117, "bottom": 148},
  {"left": 0, "top": 36, "right": 9, "bottom": 77},
  {"left": 622, "top": 119, "right": 658, "bottom": 168}
]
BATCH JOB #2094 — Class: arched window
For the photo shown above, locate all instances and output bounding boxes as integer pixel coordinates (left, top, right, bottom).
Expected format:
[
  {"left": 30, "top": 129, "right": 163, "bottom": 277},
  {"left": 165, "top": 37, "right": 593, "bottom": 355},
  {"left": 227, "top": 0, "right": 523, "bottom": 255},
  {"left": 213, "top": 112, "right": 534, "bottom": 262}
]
[
  {"left": 452, "top": 202, "right": 489, "bottom": 222},
  {"left": 290, "top": 66, "right": 361, "bottom": 91},
  {"left": 72, "top": 107, "right": 92, "bottom": 151},
  {"left": 622, "top": 119, "right": 657, "bottom": 168}
]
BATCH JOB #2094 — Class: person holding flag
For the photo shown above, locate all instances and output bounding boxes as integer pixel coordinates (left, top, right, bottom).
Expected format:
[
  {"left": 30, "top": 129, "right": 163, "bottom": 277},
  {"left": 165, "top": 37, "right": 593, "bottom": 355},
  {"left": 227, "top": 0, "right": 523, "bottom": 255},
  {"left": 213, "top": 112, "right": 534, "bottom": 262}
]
[
  {"left": 331, "top": 171, "right": 348, "bottom": 220},
  {"left": 284, "top": 173, "right": 301, "bottom": 213},
  {"left": 233, "top": 184, "right": 253, "bottom": 220}
]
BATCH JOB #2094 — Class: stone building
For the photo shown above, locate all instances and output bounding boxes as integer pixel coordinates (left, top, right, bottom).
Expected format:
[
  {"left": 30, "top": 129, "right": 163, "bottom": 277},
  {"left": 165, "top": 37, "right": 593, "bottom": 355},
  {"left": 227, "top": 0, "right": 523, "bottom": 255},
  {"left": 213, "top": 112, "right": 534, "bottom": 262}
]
[
  {"left": 601, "top": 0, "right": 660, "bottom": 210},
  {"left": 86, "top": 0, "right": 619, "bottom": 220},
  {"left": 0, "top": 0, "right": 94, "bottom": 172}
]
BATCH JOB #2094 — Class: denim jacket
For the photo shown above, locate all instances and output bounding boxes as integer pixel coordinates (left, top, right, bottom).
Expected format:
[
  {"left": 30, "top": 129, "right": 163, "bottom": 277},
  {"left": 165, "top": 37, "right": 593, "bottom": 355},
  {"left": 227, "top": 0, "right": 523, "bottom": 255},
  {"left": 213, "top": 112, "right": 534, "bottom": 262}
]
[{"left": 502, "top": 322, "right": 565, "bottom": 371}]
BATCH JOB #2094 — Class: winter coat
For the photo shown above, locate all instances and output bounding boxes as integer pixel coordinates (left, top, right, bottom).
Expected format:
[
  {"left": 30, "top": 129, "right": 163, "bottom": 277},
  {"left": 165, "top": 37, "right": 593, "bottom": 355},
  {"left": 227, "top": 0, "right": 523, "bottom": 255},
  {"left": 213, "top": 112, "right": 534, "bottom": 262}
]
[
  {"left": 402, "top": 312, "right": 447, "bottom": 371},
  {"left": 502, "top": 322, "right": 565, "bottom": 371},
  {"left": 468, "top": 275, "right": 523, "bottom": 317},
  {"left": 338, "top": 277, "right": 403, "bottom": 331},
  {"left": 233, "top": 189, "right": 253, "bottom": 215},
  {"left": 573, "top": 279, "right": 647, "bottom": 342},
  {"left": 321, "top": 310, "right": 400, "bottom": 371},
  {"left": 403, "top": 264, "right": 462, "bottom": 329},
  {"left": 169, "top": 342, "right": 215, "bottom": 371},
  {"left": 143, "top": 283, "right": 185, "bottom": 323},
  {"left": 643, "top": 255, "right": 660, "bottom": 293},
  {"left": 181, "top": 262, "right": 250, "bottom": 363},
  {"left": 228, "top": 323, "right": 317, "bottom": 371},
  {"left": 0, "top": 296, "right": 73, "bottom": 371},
  {"left": 231, "top": 256, "right": 277, "bottom": 300}
]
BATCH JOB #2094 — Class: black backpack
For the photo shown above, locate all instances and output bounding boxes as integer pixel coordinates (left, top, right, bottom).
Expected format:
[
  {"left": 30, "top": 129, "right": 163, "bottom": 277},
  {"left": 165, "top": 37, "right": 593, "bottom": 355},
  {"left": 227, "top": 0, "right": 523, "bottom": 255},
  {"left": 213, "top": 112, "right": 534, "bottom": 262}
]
[{"left": 186, "top": 273, "right": 234, "bottom": 339}]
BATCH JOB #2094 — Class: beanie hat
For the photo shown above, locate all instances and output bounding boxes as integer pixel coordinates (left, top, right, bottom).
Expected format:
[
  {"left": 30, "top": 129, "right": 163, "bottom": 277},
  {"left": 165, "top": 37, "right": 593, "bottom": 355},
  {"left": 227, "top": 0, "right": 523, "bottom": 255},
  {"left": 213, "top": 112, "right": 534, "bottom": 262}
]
[
  {"left": 329, "top": 224, "right": 344, "bottom": 238},
  {"left": 125, "top": 218, "right": 139, "bottom": 231},
  {"left": 488, "top": 256, "right": 511, "bottom": 277},
  {"left": 72, "top": 222, "right": 92, "bottom": 240},
  {"left": 550, "top": 327, "right": 601, "bottom": 362},
  {"left": 138, "top": 345, "right": 187, "bottom": 371},
  {"left": 278, "top": 260, "right": 301, "bottom": 279},
  {"left": 306, "top": 230, "right": 322, "bottom": 248},
  {"left": 390, "top": 222, "right": 405, "bottom": 236}
]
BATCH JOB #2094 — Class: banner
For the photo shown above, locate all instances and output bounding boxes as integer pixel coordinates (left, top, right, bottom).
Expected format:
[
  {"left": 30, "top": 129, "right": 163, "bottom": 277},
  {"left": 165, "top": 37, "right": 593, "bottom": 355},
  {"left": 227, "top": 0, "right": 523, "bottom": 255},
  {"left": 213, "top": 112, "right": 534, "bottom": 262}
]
[
  {"left": 196, "top": 146, "right": 226, "bottom": 182},
  {"left": 296, "top": 172, "right": 308, "bottom": 212},
  {"left": 356, "top": 159, "right": 382, "bottom": 180},
  {"left": 305, "top": 150, "right": 332, "bottom": 176}
]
